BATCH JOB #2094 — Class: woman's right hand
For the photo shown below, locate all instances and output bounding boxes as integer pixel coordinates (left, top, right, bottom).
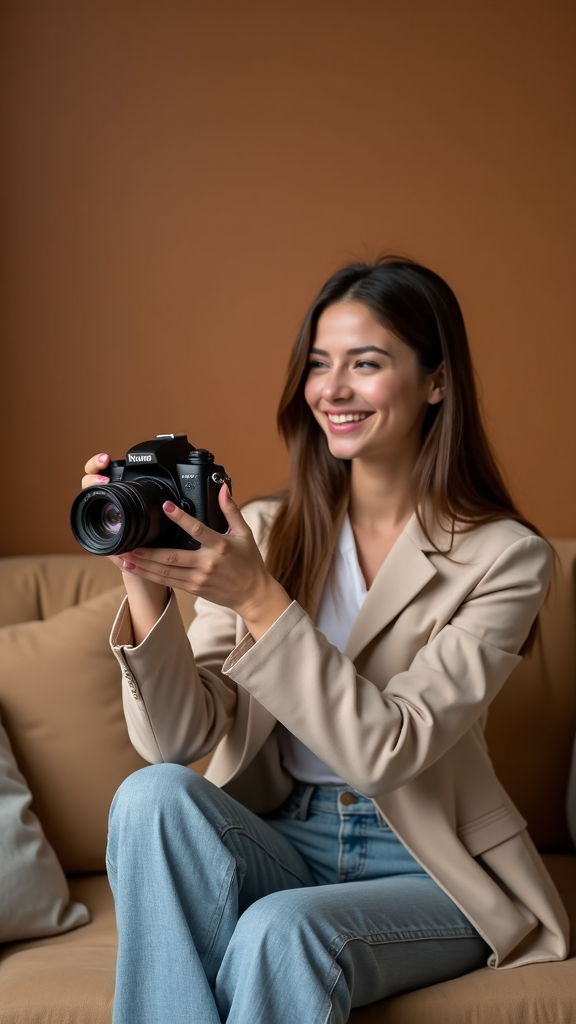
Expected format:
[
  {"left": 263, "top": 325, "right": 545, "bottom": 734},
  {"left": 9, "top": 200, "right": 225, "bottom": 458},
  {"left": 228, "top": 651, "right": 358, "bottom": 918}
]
[{"left": 82, "top": 453, "right": 170, "bottom": 644}]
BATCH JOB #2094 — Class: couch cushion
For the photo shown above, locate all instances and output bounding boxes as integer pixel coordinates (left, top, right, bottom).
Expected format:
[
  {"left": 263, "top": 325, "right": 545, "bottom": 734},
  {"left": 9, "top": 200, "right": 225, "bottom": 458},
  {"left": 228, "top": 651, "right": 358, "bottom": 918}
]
[
  {"left": 0, "top": 712, "right": 88, "bottom": 942},
  {"left": 0, "top": 555, "right": 122, "bottom": 627},
  {"left": 0, "top": 587, "right": 148, "bottom": 873}
]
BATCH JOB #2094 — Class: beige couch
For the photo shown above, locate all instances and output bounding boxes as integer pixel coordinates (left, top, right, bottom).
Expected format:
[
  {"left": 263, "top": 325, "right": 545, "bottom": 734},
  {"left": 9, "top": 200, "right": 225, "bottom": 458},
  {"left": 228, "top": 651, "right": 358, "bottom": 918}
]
[{"left": 0, "top": 547, "right": 574, "bottom": 1024}]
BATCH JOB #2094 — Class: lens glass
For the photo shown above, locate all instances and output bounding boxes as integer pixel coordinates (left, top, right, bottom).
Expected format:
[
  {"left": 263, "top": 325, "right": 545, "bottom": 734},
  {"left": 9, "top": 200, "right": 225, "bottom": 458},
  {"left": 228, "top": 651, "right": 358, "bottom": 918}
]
[{"left": 99, "top": 501, "right": 123, "bottom": 537}]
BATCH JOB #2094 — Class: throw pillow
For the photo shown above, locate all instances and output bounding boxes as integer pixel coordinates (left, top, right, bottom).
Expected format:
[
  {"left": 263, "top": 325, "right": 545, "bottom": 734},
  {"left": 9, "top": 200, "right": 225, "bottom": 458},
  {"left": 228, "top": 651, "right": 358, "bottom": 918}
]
[
  {"left": 0, "top": 712, "right": 89, "bottom": 942},
  {"left": 0, "top": 586, "right": 148, "bottom": 874}
]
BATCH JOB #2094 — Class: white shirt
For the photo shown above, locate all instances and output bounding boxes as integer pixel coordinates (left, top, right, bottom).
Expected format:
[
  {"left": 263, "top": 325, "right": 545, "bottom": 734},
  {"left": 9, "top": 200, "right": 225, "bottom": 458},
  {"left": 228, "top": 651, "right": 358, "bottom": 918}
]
[{"left": 276, "top": 513, "right": 368, "bottom": 784}]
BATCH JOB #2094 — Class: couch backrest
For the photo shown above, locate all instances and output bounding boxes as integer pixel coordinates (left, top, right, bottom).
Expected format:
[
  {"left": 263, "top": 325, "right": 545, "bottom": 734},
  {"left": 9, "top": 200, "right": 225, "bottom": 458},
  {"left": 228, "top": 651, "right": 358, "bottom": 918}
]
[
  {"left": 0, "top": 553, "right": 197, "bottom": 630},
  {"left": 0, "top": 544, "right": 574, "bottom": 870},
  {"left": 485, "top": 539, "right": 576, "bottom": 852}
]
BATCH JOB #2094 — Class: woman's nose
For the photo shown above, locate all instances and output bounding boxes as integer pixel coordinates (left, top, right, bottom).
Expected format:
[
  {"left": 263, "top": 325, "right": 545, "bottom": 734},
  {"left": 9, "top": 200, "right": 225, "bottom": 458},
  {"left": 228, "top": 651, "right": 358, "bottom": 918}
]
[{"left": 322, "top": 371, "right": 354, "bottom": 402}]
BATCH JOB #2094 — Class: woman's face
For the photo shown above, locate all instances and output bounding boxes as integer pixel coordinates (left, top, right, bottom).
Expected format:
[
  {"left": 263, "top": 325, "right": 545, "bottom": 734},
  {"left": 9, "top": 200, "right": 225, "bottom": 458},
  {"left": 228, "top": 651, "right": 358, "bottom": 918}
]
[{"left": 303, "top": 301, "right": 444, "bottom": 465}]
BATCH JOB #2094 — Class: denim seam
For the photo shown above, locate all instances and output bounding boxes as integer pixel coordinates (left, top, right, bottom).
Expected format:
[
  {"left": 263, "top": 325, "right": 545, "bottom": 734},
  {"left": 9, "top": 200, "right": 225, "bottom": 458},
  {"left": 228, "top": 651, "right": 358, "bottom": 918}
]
[
  {"left": 200, "top": 860, "right": 239, "bottom": 962},
  {"left": 219, "top": 824, "right": 311, "bottom": 886},
  {"left": 328, "top": 924, "right": 477, "bottom": 957},
  {"left": 323, "top": 957, "right": 346, "bottom": 1024}
]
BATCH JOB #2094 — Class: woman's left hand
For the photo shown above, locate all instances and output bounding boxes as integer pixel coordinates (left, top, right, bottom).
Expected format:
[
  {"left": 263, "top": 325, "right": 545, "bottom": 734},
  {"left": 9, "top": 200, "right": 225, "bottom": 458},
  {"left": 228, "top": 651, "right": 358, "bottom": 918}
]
[{"left": 121, "top": 485, "right": 292, "bottom": 641}]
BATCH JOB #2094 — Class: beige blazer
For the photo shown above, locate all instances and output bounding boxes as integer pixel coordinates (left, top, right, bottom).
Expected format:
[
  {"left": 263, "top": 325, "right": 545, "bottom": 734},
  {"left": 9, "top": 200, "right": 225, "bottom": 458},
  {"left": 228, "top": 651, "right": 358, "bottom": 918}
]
[{"left": 111, "top": 500, "right": 569, "bottom": 971}]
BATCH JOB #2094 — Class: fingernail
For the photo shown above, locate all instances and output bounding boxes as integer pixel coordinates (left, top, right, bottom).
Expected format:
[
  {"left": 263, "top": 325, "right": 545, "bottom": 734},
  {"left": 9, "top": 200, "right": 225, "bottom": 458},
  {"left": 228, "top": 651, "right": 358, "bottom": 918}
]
[
  {"left": 122, "top": 561, "right": 136, "bottom": 571},
  {"left": 98, "top": 454, "right": 108, "bottom": 463},
  {"left": 163, "top": 501, "right": 176, "bottom": 513},
  {"left": 97, "top": 475, "right": 109, "bottom": 483}
]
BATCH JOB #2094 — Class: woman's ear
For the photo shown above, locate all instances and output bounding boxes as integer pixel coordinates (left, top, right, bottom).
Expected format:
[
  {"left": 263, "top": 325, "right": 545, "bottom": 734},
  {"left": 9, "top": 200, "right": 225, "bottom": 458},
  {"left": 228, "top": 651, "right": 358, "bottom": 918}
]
[{"left": 427, "top": 361, "right": 446, "bottom": 406}]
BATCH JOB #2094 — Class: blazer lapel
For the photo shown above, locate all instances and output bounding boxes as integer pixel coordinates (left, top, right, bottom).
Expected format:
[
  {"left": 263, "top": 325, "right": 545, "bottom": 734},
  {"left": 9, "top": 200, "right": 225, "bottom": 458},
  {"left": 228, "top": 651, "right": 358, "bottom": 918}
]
[{"left": 344, "top": 514, "right": 438, "bottom": 663}]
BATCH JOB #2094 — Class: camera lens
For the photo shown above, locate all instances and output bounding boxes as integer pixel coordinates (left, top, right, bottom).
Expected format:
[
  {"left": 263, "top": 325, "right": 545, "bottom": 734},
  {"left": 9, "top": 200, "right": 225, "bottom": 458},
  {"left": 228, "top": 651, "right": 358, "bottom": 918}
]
[{"left": 70, "top": 480, "right": 178, "bottom": 555}]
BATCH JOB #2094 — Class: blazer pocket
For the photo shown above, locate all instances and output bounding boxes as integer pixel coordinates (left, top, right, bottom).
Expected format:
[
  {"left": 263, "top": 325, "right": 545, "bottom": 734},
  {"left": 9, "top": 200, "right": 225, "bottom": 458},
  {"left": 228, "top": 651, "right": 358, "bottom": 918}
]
[{"left": 457, "top": 805, "right": 527, "bottom": 857}]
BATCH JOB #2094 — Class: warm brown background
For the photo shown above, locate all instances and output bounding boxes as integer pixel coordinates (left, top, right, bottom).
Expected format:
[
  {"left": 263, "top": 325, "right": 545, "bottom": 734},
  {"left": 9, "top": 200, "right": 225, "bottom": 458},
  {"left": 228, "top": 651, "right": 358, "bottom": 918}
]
[{"left": 1, "top": 0, "right": 575, "bottom": 556}]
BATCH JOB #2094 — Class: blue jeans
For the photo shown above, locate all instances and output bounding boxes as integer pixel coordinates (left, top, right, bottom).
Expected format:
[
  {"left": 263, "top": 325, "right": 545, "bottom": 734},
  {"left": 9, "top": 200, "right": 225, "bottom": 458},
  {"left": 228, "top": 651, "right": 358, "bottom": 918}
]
[{"left": 107, "top": 765, "right": 489, "bottom": 1024}]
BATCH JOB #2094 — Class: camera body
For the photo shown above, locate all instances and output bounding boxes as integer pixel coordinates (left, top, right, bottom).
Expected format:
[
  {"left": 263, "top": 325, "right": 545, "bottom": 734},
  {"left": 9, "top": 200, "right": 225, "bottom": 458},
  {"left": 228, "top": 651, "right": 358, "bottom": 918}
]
[{"left": 70, "top": 434, "right": 231, "bottom": 556}]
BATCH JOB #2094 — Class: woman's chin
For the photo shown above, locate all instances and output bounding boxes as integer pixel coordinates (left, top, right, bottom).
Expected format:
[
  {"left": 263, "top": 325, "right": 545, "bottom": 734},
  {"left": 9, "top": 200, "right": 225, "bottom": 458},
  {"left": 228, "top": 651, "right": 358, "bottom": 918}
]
[{"left": 326, "top": 437, "right": 365, "bottom": 461}]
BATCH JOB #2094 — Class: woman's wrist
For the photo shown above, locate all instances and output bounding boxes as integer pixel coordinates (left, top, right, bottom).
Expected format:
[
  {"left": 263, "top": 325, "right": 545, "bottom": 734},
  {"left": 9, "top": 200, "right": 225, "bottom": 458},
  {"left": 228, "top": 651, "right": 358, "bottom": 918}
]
[
  {"left": 123, "top": 573, "right": 171, "bottom": 646},
  {"left": 238, "top": 576, "right": 292, "bottom": 642}
]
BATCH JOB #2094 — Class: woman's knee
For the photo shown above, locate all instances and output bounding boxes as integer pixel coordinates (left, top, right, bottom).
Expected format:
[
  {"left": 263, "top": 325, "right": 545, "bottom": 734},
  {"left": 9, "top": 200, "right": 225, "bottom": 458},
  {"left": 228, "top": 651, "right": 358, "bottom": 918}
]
[
  {"left": 219, "top": 891, "right": 340, "bottom": 1023},
  {"left": 231, "top": 889, "right": 328, "bottom": 962},
  {"left": 109, "top": 763, "right": 212, "bottom": 831}
]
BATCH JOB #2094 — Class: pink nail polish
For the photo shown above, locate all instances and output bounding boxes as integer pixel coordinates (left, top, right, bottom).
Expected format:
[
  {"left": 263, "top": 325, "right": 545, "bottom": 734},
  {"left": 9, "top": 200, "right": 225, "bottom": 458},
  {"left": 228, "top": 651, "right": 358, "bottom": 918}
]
[
  {"left": 97, "top": 475, "right": 109, "bottom": 483},
  {"left": 163, "top": 501, "right": 176, "bottom": 513},
  {"left": 123, "top": 561, "right": 136, "bottom": 571},
  {"left": 98, "top": 454, "right": 108, "bottom": 463}
]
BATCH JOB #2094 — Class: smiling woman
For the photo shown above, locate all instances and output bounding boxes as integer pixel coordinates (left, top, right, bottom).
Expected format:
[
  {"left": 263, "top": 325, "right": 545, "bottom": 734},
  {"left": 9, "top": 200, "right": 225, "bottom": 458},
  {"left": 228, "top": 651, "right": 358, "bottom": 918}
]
[
  {"left": 266, "top": 258, "right": 543, "bottom": 630},
  {"left": 82, "top": 256, "right": 568, "bottom": 1024}
]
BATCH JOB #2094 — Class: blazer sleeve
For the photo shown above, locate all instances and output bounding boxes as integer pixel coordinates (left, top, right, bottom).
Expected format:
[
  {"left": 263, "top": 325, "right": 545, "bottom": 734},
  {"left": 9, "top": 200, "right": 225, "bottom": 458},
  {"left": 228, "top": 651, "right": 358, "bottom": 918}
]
[
  {"left": 110, "top": 593, "right": 238, "bottom": 764},
  {"left": 109, "top": 499, "right": 276, "bottom": 765},
  {"left": 221, "top": 533, "right": 553, "bottom": 797}
]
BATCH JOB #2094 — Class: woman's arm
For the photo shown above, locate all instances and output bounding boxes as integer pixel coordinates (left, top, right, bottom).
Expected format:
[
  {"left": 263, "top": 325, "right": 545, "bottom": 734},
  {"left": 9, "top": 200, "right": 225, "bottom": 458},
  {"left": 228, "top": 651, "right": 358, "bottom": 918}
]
[
  {"left": 220, "top": 532, "right": 553, "bottom": 797},
  {"left": 111, "top": 499, "right": 282, "bottom": 765}
]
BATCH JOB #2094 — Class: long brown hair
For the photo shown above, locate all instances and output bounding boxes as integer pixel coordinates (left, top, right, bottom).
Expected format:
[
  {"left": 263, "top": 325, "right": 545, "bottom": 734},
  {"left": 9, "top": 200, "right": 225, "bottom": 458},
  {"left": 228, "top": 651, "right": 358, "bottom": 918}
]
[{"left": 265, "top": 257, "right": 544, "bottom": 650}]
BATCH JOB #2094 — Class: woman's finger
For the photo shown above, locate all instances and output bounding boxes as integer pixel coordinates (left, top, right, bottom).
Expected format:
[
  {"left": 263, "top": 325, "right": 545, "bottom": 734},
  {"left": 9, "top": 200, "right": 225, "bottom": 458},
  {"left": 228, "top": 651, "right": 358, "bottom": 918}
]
[
  {"left": 84, "top": 453, "right": 110, "bottom": 475},
  {"left": 81, "top": 473, "right": 111, "bottom": 489},
  {"left": 218, "top": 484, "right": 250, "bottom": 536},
  {"left": 127, "top": 548, "right": 199, "bottom": 574},
  {"left": 161, "top": 501, "right": 214, "bottom": 546},
  {"left": 121, "top": 557, "right": 201, "bottom": 591}
]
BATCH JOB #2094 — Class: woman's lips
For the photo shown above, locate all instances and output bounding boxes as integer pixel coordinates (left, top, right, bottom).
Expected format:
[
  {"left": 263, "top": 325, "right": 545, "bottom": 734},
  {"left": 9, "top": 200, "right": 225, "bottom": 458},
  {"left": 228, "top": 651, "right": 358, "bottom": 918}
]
[{"left": 325, "top": 411, "right": 374, "bottom": 434}]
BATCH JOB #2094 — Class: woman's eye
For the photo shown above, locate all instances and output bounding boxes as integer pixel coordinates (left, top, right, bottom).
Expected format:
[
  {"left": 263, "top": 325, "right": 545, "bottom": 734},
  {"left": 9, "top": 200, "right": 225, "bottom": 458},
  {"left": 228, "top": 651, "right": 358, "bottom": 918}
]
[
  {"left": 356, "top": 360, "right": 381, "bottom": 370},
  {"left": 308, "top": 359, "right": 328, "bottom": 370}
]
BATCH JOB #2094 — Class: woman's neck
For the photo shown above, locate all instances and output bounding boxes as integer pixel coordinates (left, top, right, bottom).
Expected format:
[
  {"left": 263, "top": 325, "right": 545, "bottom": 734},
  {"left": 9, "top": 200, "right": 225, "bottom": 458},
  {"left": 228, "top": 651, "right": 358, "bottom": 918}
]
[
  {"left": 348, "top": 455, "right": 415, "bottom": 535},
  {"left": 347, "top": 456, "right": 416, "bottom": 587}
]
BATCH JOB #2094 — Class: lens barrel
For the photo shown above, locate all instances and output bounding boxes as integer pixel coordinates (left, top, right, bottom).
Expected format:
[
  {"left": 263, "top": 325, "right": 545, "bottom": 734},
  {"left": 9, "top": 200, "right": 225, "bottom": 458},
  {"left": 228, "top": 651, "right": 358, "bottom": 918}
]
[{"left": 70, "top": 480, "right": 178, "bottom": 555}]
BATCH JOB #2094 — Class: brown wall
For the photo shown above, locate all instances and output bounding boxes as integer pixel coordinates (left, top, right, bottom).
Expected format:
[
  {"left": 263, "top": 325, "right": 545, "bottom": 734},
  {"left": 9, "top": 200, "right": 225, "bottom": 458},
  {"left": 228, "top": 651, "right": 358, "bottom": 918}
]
[{"left": 1, "top": 0, "right": 575, "bottom": 555}]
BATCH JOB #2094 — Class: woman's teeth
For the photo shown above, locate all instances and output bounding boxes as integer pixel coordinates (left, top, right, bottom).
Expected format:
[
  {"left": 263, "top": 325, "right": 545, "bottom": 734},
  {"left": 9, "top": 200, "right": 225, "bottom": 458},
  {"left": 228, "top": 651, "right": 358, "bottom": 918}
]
[{"left": 327, "top": 413, "right": 370, "bottom": 423}]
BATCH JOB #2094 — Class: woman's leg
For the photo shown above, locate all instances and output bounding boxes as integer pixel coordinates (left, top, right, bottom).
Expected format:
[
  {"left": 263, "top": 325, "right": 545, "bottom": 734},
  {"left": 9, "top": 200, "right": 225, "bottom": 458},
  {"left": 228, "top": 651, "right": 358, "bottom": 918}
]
[
  {"left": 214, "top": 784, "right": 490, "bottom": 1024},
  {"left": 106, "top": 764, "right": 315, "bottom": 1024},
  {"left": 216, "top": 874, "right": 489, "bottom": 1024}
]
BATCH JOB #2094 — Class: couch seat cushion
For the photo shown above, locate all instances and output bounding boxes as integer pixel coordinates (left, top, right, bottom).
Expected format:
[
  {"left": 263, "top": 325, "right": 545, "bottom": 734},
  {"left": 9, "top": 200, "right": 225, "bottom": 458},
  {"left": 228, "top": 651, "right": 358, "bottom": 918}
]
[
  {"left": 0, "top": 874, "right": 116, "bottom": 1024},
  {"left": 0, "top": 857, "right": 574, "bottom": 1024}
]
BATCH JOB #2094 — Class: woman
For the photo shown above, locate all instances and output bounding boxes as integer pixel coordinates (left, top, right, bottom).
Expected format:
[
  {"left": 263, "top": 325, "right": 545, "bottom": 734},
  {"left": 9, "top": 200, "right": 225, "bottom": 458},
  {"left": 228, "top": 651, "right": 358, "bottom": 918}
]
[{"left": 83, "top": 258, "right": 568, "bottom": 1024}]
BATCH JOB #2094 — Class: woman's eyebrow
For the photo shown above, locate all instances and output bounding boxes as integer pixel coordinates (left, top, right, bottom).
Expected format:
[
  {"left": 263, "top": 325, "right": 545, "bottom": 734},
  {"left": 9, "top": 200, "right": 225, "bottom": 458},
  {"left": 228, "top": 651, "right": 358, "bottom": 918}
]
[{"left": 309, "top": 345, "right": 390, "bottom": 356}]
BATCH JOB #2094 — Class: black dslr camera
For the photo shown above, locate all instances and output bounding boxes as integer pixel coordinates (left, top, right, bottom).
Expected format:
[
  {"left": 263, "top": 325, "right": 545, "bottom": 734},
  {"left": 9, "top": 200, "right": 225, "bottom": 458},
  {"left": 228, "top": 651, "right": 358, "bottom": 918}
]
[{"left": 70, "top": 434, "right": 231, "bottom": 556}]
